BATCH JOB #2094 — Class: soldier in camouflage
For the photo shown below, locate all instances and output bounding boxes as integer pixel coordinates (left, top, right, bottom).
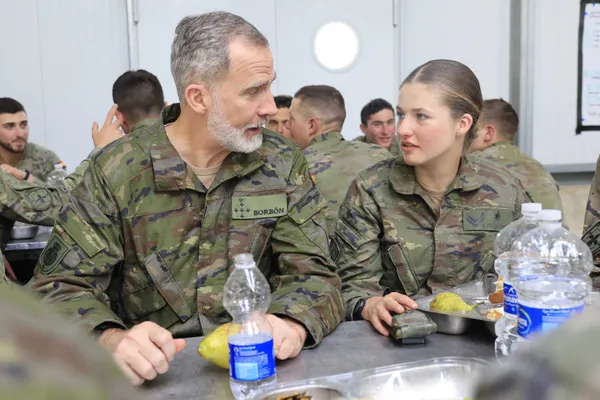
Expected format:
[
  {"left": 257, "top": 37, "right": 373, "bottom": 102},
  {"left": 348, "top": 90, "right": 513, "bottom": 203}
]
[
  {"left": 332, "top": 60, "right": 530, "bottom": 336},
  {"left": 0, "top": 98, "right": 63, "bottom": 181},
  {"left": 583, "top": 155, "right": 600, "bottom": 287},
  {"left": 288, "top": 85, "right": 391, "bottom": 234},
  {"left": 474, "top": 303, "right": 600, "bottom": 400},
  {"left": 469, "top": 98, "right": 562, "bottom": 211},
  {"left": 31, "top": 11, "right": 343, "bottom": 386},
  {"left": 0, "top": 170, "right": 69, "bottom": 285},
  {"left": 0, "top": 285, "right": 145, "bottom": 400},
  {"left": 355, "top": 98, "right": 401, "bottom": 156}
]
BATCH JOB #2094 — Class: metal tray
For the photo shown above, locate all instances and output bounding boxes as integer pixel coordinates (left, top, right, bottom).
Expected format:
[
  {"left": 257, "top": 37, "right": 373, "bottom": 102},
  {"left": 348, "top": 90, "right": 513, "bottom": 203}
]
[
  {"left": 10, "top": 222, "right": 39, "bottom": 240},
  {"left": 253, "top": 357, "right": 490, "bottom": 400},
  {"left": 417, "top": 276, "right": 501, "bottom": 335}
]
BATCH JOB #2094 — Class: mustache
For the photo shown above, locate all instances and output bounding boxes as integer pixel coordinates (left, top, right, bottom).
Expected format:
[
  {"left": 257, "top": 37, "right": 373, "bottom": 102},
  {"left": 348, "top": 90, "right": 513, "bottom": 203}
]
[{"left": 243, "top": 120, "right": 267, "bottom": 131}]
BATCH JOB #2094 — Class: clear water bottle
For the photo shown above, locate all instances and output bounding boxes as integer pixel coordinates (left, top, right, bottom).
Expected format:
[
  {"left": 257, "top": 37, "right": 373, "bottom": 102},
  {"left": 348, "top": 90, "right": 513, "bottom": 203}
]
[
  {"left": 510, "top": 210, "right": 594, "bottom": 341},
  {"left": 223, "top": 253, "right": 277, "bottom": 400},
  {"left": 494, "top": 203, "right": 542, "bottom": 360},
  {"left": 45, "top": 162, "right": 68, "bottom": 185}
]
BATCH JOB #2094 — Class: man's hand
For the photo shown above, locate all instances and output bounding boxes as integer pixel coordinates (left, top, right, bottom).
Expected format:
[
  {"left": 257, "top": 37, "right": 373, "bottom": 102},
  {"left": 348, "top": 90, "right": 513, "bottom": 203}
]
[
  {"left": 265, "top": 314, "right": 307, "bottom": 360},
  {"left": 98, "top": 321, "right": 186, "bottom": 386},
  {"left": 362, "top": 293, "right": 418, "bottom": 336},
  {"left": 92, "top": 104, "right": 124, "bottom": 148},
  {"left": 0, "top": 164, "right": 32, "bottom": 182}
]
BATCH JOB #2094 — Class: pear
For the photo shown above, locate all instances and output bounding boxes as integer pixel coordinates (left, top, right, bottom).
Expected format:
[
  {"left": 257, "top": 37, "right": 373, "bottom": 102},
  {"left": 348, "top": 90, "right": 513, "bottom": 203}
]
[
  {"left": 430, "top": 292, "right": 482, "bottom": 313},
  {"left": 198, "top": 323, "right": 233, "bottom": 369}
]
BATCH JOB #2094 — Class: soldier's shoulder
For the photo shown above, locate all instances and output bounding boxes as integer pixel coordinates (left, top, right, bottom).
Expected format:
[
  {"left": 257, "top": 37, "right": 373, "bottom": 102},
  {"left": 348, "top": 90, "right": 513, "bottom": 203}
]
[
  {"left": 469, "top": 154, "right": 523, "bottom": 188},
  {"left": 26, "top": 142, "right": 60, "bottom": 159},
  {"left": 356, "top": 155, "right": 397, "bottom": 183},
  {"left": 256, "top": 128, "right": 304, "bottom": 171}
]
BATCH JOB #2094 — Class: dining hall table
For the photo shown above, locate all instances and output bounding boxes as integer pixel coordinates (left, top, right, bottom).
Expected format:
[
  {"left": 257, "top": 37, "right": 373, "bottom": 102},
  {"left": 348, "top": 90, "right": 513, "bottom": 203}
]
[{"left": 144, "top": 320, "right": 495, "bottom": 400}]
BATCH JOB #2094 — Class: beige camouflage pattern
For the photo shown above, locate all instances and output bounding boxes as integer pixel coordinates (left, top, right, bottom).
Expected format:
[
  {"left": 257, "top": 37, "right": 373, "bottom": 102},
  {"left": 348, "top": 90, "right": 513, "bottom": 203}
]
[
  {"left": 303, "top": 131, "right": 391, "bottom": 234},
  {"left": 15, "top": 142, "right": 62, "bottom": 181},
  {"left": 0, "top": 285, "right": 145, "bottom": 400},
  {"left": 473, "top": 141, "right": 562, "bottom": 211},
  {"left": 353, "top": 134, "right": 401, "bottom": 157},
  {"left": 31, "top": 104, "right": 343, "bottom": 347},
  {"left": 332, "top": 155, "right": 531, "bottom": 320},
  {"left": 0, "top": 170, "right": 66, "bottom": 252},
  {"left": 583, "top": 155, "right": 600, "bottom": 286},
  {"left": 475, "top": 303, "right": 600, "bottom": 400}
]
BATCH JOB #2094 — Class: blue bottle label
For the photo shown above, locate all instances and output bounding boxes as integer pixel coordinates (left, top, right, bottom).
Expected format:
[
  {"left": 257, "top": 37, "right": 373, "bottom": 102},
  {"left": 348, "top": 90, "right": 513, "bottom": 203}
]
[
  {"left": 228, "top": 339, "right": 276, "bottom": 381},
  {"left": 503, "top": 282, "right": 518, "bottom": 316},
  {"left": 518, "top": 304, "right": 584, "bottom": 338}
]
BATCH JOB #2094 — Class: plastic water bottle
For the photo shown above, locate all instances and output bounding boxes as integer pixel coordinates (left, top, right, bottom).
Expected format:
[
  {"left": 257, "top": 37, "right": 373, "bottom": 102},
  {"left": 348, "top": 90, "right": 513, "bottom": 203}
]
[
  {"left": 223, "top": 254, "right": 277, "bottom": 400},
  {"left": 45, "top": 162, "right": 68, "bottom": 185},
  {"left": 509, "top": 210, "right": 594, "bottom": 341},
  {"left": 494, "top": 203, "right": 542, "bottom": 360}
]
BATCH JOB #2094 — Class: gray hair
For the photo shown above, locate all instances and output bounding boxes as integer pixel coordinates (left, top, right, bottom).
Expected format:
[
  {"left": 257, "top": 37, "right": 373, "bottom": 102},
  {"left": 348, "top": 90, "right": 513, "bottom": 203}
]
[{"left": 170, "top": 11, "right": 269, "bottom": 102}]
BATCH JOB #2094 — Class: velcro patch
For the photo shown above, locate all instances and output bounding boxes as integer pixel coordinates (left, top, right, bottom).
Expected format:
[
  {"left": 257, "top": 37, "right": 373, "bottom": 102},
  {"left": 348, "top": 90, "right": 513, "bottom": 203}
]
[
  {"left": 232, "top": 194, "right": 287, "bottom": 220},
  {"left": 583, "top": 222, "right": 600, "bottom": 257},
  {"left": 39, "top": 234, "right": 70, "bottom": 275},
  {"left": 24, "top": 187, "right": 52, "bottom": 211},
  {"left": 463, "top": 209, "right": 513, "bottom": 231}
]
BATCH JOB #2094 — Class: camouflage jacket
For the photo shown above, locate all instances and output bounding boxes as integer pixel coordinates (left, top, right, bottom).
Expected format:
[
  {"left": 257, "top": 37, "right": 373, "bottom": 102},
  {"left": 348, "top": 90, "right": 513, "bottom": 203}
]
[
  {"left": 0, "top": 285, "right": 145, "bottom": 400},
  {"left": 0, "top": 171, "right": 67, "bottom": 253},
  {"left": 61, "top": 119, "right": 157, "bottom": 192},
  {"left": 332, "top": 155, "right": 530, "bottom": 320},
  {"left": 16, "top": 142, "right": 62, "bottom": 181},
  {"left": 31, "top": 104, "right": 343, "bottom": 346},
  {"left": 583, "top": 155, "right": 600, "bottom": 284},
  {"left": 474, "top": 303, "right": 600, "bottom": 400},
  {"left": 353, "top": 134, "right": 401, "bottom": 157},
  {"left": 473, "top": 141, "right": 562, "bottom": 211},
  {"left": 303, "top": 131, "right": 391, "bottom": 234}
]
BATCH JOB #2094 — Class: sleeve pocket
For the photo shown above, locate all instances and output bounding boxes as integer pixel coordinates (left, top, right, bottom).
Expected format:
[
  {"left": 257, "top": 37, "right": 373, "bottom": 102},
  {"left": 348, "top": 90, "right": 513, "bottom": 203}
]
[{"left": 387, "top": 243, "right": 420, "bottom": 297}]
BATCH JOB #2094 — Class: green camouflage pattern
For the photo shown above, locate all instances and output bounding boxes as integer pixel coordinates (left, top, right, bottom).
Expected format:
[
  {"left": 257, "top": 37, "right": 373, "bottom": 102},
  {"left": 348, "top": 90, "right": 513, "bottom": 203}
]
[
  {"left": 583, "top": 155, "right": 600, "bottom": 287},
  {"left": 473, "top": 141, "right": 562, "bottom": 212},
  {"left": 474, "top": 303, "right": 600, "bottom": 400},
  {"left": 332, "top": 155, "right": 531, "bottom": 320},
  {"left": 303, "top": 131, "right": 391, "bottom": 234},
  {"left": 31, "top": 104, "right": 344, "bottom": 347},
  {"left": 61, "top": 119, "right": 157, "bottom": 192},
  {"left": 15, "top": 142, "right": 62, "bottom": 181},
  {"left": 389, "top": 310, "right": 437, "bottom": 339},
  {"left": 353, "top": 134, "right": 401, "bottom": 156},
  {"left": 0, "top": 285, "right": 145, "bottom": 400},
  {"left": 0, "top": 170, "right": 66, "bottom": 252}
]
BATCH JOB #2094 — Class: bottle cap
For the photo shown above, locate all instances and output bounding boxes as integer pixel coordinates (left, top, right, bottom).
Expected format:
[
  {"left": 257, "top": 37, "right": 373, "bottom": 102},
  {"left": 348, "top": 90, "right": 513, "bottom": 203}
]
[
  {"left": 234, "top": 253, "right": 256, "bottom": 269},
  {"left": 521, "top": 203, "right": 542, "bottom": 215},
  {"left": 538, "top": 209, "right": 562, "bottom": 222}
]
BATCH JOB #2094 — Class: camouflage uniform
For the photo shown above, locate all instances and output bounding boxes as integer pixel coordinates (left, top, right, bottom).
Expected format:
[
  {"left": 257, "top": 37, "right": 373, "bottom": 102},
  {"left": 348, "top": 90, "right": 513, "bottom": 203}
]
[
  {"left": 31, "top": 104, "right": 344, "bottom": 346},
  {"left": 353, "top": 134, "right": 401, "bottom": 157},
  {"left": 583, "top": 155, "right": 600, "bottom": 286},
  {"left": 15, "top": 142, "right": 62, "bottom": 181},
  {"left": 474, "top": 303, "right": 600, "bottom": 400},
  {"left": 0, "top": 171, "right": 67, "bottom": 267},
  {"left": 0, "top": 285, "right": 145, "bottom": 400},
  {"left": 473, "top": 141, "right": 562, "bottom": 211},
  {"left": 332, "top": 155, "right": 530, "bottom": 320},
  {"left": 303, "top": 131, "right": 391, "bottom": 234}
]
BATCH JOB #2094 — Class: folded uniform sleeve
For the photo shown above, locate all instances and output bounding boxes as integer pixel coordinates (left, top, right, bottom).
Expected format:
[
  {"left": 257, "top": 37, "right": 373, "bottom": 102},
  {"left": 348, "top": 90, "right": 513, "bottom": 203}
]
[
  {"left": 30, "top": 159, "right": 127, "bottom": 332},
  {"left": 267, "top": 150, "right": 344, "bottom": 348}
]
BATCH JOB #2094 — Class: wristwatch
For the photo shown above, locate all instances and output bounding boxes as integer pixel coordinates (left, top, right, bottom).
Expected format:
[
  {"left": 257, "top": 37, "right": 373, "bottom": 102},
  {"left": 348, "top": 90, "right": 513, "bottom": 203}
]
[
  {"left": 352, "top": 298, "right": 366, "bottom": 321},
  {"left": 22, "top": 169, "right": 30, "bottom": 181}
]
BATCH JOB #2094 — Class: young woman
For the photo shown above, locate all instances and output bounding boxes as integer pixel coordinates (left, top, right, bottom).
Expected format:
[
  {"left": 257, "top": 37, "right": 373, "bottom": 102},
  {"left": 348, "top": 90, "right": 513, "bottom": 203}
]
[{"left": 333, "top": 60, "right": 531, "bottom": 336}]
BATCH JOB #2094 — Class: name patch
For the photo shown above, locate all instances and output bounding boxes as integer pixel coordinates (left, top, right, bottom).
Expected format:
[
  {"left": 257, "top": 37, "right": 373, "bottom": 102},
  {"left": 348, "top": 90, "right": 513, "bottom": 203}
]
[{"left": 232, "top": 194, "right": 287, "bottom": 220}]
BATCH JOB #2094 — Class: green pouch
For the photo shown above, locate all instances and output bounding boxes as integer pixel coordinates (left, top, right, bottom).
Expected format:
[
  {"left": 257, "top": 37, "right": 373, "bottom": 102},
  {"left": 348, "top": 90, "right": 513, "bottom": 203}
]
[{"left": 388, "top": 310, "right": 437, "bottom": 340}]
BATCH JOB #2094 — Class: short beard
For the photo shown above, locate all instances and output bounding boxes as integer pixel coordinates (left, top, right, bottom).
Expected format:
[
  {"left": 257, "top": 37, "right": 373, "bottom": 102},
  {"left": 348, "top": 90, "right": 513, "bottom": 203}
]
[
  {"left": 0, "top": 140, "right": 25, "bottom": 154},
  {"left": 207, "top": 93, "right": 264, "bottom": 154}
]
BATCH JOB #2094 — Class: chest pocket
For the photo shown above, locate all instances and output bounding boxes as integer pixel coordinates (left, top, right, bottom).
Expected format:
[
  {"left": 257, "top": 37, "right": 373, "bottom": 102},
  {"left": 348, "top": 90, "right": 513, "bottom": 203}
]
[{"left": 120, "top": 252, "right": 194, "bottom": 328}]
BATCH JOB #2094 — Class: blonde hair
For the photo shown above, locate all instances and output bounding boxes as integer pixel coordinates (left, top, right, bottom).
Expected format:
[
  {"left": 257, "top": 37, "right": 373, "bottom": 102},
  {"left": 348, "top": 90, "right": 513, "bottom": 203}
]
[{"left": 401, "top": 59, "right": 483, "bottom": 152}]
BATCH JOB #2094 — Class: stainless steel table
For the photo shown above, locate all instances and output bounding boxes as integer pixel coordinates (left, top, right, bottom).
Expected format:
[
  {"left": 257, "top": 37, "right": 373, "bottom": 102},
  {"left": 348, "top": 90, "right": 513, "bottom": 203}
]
[
  {"left": 144, "top": 320, "right": 495, "bottom": 399},
  {"left": 5, "top": 227, "right": 51, "bottom": 251}
]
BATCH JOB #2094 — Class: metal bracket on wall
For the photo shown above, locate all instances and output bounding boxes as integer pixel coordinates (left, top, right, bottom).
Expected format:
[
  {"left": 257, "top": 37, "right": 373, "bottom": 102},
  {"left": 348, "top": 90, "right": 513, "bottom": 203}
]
[{"left": 126, "top": 0, "right": 140, "bottom": 70}]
